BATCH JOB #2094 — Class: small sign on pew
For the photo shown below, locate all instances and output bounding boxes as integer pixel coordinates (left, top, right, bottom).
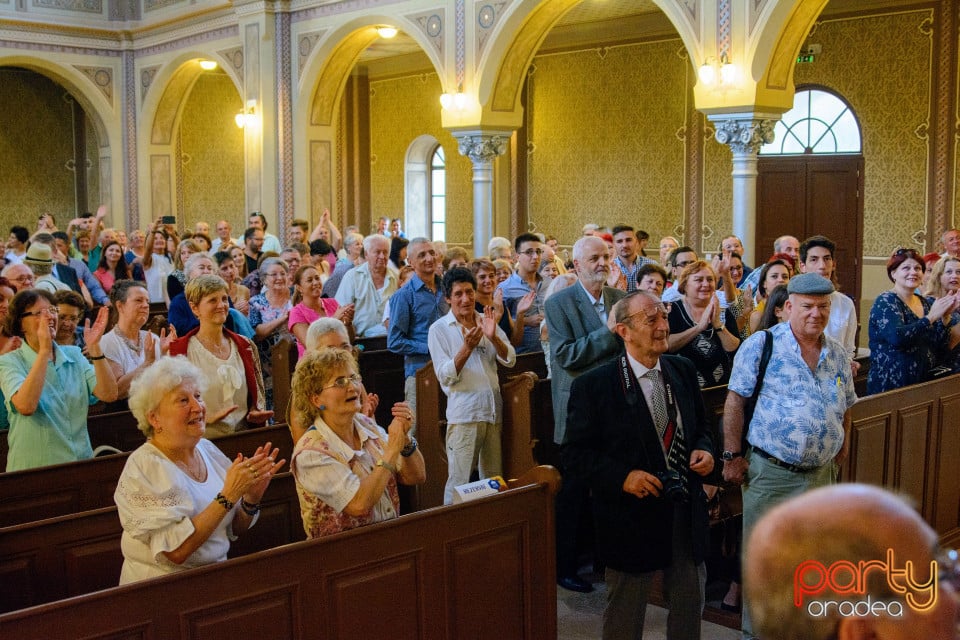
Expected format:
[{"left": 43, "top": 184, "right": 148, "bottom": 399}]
[{"left": 452, "top": 476, "right": 508, "bottom": 504}]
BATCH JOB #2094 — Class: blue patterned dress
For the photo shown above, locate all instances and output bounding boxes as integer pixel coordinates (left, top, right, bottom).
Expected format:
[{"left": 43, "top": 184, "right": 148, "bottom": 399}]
[{"left": 867, "top": 291, "right": 948, "bottom": 395}]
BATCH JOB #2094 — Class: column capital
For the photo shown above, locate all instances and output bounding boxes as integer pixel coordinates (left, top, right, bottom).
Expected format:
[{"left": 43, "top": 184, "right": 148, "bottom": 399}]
[
  {"left": 709, "top": 115, "right": 776, "bottom": 155},
  {"left": 452, "top": 129, "right": 512, "bottom": 165}
]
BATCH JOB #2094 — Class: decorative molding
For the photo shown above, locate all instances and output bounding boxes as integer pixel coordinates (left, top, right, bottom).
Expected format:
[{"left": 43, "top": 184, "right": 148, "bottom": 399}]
[
  {"left": 140, "top": 64, "right": 159, "bottom": 100},
  {"left": 144, "top": 0, "right": 184, "bottom": 12},
  {"left": 713, "top": 118, "right": 775, "bottom": 155},
  {"left": 31, "top": 0, "right": 101, "bottom": 13},
  {"left": 455, "top": 0, "right": 465, "bottom": 85},
  {"left": 475, "top": 2, "right": 506, "bottom": 60},
  {"left": 454, "top": 132, "right": 509, "bottom": 165},
  {"left": 123, "top": 49, "right": 138, "bottom": 227},
  {"left": 74, "top": 65, "right": 113, "bottom": 104},
  {"left": 406, "top": 10, "right": 443, "bottom": 60},
  {"left": 749, "top": 0, "right": 769, "bottom": 37},
  {"left": 0, "top": 36, "right": 122, "bottom": 57},
  {"left": 277, "top": 11, "right": 294, "bottom": 228},
  {"left": 296, "top": 29, "right": 324, "bottom": 81},
  {"left": 291, "top": 0, "right": 409, "bottom": 24},
  {"left": 218, "top": 45, "right": 244, "bottom": 75},
  {"left": 930, "top": 0, "right": 954, "bottom": 239},
  {"left": 135, "top": 24, "right": 239, "bottom": 57}
]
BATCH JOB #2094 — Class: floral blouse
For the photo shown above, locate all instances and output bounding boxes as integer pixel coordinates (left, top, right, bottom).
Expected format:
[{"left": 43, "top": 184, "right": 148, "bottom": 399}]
[
  {"left": 867, "top": 291, "right": 949, "bottom": 395},
  {"left": 247, "top": 293, "right": 293, "bottom": 409}
]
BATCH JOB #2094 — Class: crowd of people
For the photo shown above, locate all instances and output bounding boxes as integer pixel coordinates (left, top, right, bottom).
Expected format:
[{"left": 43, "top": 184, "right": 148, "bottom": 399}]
[{"left": 3, "top": 209, "right": 960, "bottom": 639}]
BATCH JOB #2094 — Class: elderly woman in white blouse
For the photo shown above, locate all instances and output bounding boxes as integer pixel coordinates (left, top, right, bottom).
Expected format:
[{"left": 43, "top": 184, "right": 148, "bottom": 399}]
[{"left": 114, "top": 356, "right": 284, "bottom": 584}]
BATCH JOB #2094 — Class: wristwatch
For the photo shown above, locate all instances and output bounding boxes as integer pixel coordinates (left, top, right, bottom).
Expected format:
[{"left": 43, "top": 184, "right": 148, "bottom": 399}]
[{"left": 721, "top": 450, "right": 742, "bottom": 461}]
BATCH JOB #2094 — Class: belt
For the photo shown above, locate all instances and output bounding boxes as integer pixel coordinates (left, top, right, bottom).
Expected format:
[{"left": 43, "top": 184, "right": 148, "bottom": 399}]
[{"left": 749, "top": 446, "right": 819, "bottom": 474}]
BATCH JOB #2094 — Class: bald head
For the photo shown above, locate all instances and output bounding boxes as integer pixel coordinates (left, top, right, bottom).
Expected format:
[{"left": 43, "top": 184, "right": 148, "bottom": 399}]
[{"left": 746, "top": 484, "right": 956, "bottom": 640}]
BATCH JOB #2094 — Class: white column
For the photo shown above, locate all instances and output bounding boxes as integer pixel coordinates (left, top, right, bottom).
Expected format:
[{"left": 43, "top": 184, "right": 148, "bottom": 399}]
[
  {"left": 453, "top": 130, "right": 511, "bottom": 257},
  {"left": 708, "top": 116, "right": 776, "bottom": 265}
]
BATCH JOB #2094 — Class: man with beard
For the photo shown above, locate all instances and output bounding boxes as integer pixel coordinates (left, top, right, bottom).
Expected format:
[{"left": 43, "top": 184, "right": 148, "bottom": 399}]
[{"left": 545, "top": 234, "right": 626, "bottom": 593}]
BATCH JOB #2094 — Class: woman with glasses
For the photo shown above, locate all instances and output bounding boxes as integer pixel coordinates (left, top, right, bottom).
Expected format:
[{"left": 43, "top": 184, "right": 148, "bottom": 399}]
[
  {"left": 290, "top": 347, "right": 425, "bottom": 538},
  {"left": 868, "top": 248, "right": 959, "bottom": 394},
  {"left": 667, "top": 260, "right": 740, "bottom": 388},
  {"left": 0, "top": 289, "right": 118, "bottom": 470},
  {"left": 248, "top": 257, "right": 293, "bottom": 411},
  {"left": 169, "top": 275, "right": 271, "bottom": 437},
  {"left": 53, "top": 289, "right": 88, "bottom": 349},
  {"left": 288, "top": 264, "right": 353, "bottom": 358}
]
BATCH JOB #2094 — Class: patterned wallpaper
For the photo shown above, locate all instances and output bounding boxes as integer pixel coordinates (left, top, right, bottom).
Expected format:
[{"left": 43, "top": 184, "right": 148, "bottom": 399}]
[
  {"left": 795, "top": 10, "right": 932, "bottom": 257},
  {"left": 701, "top": 120, "right": 734, "bottom": 255},
  {"left": 526, "top": 41, "right": 689, "bottom": 246},
  {"left": 0, "top": 68, "right": 101, "bottom": 228},
  {"left": 179, "top": 73, "right": 244, "bottom": 232},
  {"left": 368, "top": 73, "right": 473, "bottom": 243}
]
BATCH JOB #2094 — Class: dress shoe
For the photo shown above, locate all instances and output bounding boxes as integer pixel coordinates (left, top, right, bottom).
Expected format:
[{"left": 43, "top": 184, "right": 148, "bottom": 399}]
[{"left": 557, "top": 575, "right": 593, "bottom": 593}]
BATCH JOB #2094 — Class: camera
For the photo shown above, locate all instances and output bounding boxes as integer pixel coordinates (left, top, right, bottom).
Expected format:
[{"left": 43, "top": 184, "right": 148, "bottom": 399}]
[{"left": 655, "top": 469, "right": 688, "bottom": 503}]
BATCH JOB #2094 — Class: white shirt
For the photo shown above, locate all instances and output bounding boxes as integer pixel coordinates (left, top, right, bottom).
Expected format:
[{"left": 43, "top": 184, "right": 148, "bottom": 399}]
[
  {"left": 144, "top": 254, "right": 173, "bottom": 303},
  {"left": 335, "top": 263, "right": 398, "bottom": 338},
  {"left": 825, "top": 290, "right": 857, "bottom": 361},
  {"left": 578, "top": 281, "right": 606, "bottom": 321},
  {"left": 186, "top": 338, "right": 247, "bottom": 437},
  {"left": 661, "top": 285, "right": 683, "bottom": 304},
  {"left": 625, "top": 352, "right": 684, "bottom": 457},
  {"left": 261, "top": 232, "right": 282, "bottom": 255},
  {"left": 427, "top": 310, "right": 516, "bottom": 424},
  {"left": 35, "top": 273, "right": 70, "bottom": 293},
  {"left": 115, "top": 439, "right": 247, "bottom": 584},
  {"left": 101, "top": 329, "right": 162, "bottom": 380},
  {"left": 210, "top": 237, "right": 235, "bottom": 253}
]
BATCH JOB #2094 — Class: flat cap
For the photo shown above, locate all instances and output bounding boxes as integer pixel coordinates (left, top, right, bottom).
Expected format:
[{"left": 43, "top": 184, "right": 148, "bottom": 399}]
[{"left": 786, "top": 272, "right": 834, "bottom": 295}]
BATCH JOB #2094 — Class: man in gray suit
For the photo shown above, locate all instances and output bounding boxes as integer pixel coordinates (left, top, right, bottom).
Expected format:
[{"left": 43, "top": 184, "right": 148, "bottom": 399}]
[{"left": 545, "top": 234, "right": 625, "bottom": 592}]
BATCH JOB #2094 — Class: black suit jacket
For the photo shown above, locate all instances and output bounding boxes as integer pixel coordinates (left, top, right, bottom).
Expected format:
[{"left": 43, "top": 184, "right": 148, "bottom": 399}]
[
  {"left": 561, "top": 353, "right": 714, "bottom": 574},
  {"left": 52, "top": 264, "right": 81, "bottom": 294}
]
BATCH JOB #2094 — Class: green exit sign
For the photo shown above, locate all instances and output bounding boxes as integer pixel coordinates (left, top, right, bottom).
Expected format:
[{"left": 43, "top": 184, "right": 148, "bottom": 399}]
[{"left": 797, "top": 53, "right": 815, "bottom": 63}]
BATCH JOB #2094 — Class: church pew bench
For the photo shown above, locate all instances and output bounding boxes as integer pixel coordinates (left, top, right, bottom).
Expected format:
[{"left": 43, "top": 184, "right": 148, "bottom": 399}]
[
  {"left": 0, "top": 423, "right": 294, "bottom": 527},
  {"left": 0, "top": 467, "right": 560, "bottom": 639},
  {"left": 0, "top": 470, "right": 302, "bottom": 614}
]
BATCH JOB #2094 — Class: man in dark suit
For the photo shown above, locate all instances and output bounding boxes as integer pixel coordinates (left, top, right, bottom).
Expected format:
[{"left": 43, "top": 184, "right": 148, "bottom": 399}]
[
  {"left": 545, "top": 234, "right": 626, "bottom": 593},
  {"left": 563, "top": 290, "right": 716, "bottom": 640}
]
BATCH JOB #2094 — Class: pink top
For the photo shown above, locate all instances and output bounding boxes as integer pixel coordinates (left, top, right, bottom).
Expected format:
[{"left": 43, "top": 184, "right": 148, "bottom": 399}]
[{"left": 288, "top": 299, "right": 340, "bottom": 357}]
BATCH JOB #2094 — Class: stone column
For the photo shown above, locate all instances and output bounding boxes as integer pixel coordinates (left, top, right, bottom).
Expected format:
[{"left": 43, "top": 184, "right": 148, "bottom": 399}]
[
  {"left": 453, "top": 130, "right": 511, "bottom": 257},
  {"left": 708, "top": 115, "right": 776, "bottom": 265}
]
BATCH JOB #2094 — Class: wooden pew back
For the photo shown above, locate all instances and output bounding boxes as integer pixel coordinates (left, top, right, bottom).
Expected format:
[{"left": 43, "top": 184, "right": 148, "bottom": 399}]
[
  {"left": 0, "top": 424, "right": 294, "bottom": 527},
  {"left": 357, "top": 348, "right": 406, "bottom": 426},
  {"left": 0, "top": 470, "right": 559, "bottom": 639},
  {"left": 0, "top": 470, "right": 302, "bottom": 614}
]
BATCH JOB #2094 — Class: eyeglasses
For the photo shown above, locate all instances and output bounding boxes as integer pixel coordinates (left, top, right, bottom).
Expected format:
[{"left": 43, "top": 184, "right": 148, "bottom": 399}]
[
  {"left": 22, "top": 307, "right": 58, "bottom": 318},
  {"left": 11, "top": 275, "right": 34, "bottom": 284},
  {"left": 58, "top": 313, "right": 82, "bottom": 323},
  {"left": 520, "top": 249, "right": 543, "bottom": 257},
  {"left": 322, "top": 373, "right": 362, "bottom": 390},
  {"left": 675, "top": 260, "right": 695, "bottom": 269}
]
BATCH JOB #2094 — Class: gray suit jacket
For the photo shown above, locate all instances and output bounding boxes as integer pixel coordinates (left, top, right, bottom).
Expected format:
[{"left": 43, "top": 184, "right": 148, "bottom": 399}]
[{"left": 545, "top": 282, "right": 626, "bottom": 444}]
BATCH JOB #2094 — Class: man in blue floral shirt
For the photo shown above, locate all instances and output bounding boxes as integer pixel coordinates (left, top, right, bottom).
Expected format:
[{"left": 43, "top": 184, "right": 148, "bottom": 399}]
[{"left": 721, "top": 272, "right": 857, "bottom": 640}]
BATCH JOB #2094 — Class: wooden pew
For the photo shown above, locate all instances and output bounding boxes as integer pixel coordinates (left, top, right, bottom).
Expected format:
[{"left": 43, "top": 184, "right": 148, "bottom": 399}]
[
  {"left": 0, "top": 424, "right": 295, "bottom": 527},
  {"left": 0, "top": 467, "right": 560, "bottom": 639},
  {"left": 86, "top": 409, "right": 145, "bottom": 453},
  {"left": 845, "top": 371, "right": 960, "bottom": 545},
  {"left": 0, "top": 470, "right": 303, "bottom": 614},
  {"left": 270, "top": 336, "right": 297, "bottom": 424},
  {"left": 355, "top": 335, "right": 387, "bottom": 352}
]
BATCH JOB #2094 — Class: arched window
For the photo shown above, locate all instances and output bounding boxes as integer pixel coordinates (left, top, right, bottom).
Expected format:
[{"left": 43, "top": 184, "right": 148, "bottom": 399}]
[
  {"left": 430, "top": 146, "right": 446, "bottom": 241},
  {"left": 760, "top": 87, "right": 861, "bottom": 155}
]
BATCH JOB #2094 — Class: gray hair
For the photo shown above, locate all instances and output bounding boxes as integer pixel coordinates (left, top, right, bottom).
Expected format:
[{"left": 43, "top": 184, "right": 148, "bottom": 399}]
[
  {"left": 305, "top": 317, "right": 350, "bottom": 352},
  {"left": 571, "top": 235, "right": 606, "bottom": 262},
  {"left": 362, "top": 233, "right": 389, "bottom": 254},
  {"left": 543, "top": 272, "right": 578, "bottom": 302},
  {"left": 259, "top": 257, "right": 289, "bottom": 275},
  {"left": 128, "top": 356, "right": 208, "bottom": 437},
  {"left": 184, "top": 252, "right": 214, "bottom": 279}
]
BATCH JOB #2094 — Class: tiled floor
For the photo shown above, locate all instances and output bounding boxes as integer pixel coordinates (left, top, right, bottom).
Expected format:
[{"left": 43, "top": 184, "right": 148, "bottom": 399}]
[{"left": 557, "top": 580, "right": 741, "bottom": 640}]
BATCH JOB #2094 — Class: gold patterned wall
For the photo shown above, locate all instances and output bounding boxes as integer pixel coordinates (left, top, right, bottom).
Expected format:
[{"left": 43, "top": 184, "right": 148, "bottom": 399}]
[
  {"left": 526, "top": 41, "right": 689, "bottom": 245},
  {"left": 368, "top": 73, "right": 473, "bottom": 243},
  {"left": 795, "top": 10, "right": 932, "bottom": 257},
  {"left": 179, "top": 73, "right": 244, "bottom": 230},
  {"left": 0, "top": 68, "right": 101, "bottom": 229}
]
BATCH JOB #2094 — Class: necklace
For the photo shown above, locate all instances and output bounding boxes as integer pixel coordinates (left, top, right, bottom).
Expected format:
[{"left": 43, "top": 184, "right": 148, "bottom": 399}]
[
  {"left": 198, "top": 335, "right": 230, "bottom": 359},
  {"left": 174, "top": 455, "right": 206, "bottom": 482},
  {"left": 114, "top": 326, "right": 142, "bottom": 355}
]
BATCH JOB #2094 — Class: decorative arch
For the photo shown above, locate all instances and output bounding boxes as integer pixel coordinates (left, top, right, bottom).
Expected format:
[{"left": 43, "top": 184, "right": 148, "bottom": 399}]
[
  {"left": 404, "top": 134, "right": 442, "bottom": 239},
  {"left": 138, "top": 54, "right": 243, "bottom": 229},
  {"left": 300, "top": 17, "right": 445, "bottom": 128},
  {"left": 760, "top": 86, "right": 861, "bottom": 155}
]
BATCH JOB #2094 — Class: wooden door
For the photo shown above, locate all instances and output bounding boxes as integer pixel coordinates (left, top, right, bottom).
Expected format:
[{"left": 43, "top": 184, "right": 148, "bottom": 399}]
[{"left": 757, "top": 154, "right": 864, "bottom": 305}]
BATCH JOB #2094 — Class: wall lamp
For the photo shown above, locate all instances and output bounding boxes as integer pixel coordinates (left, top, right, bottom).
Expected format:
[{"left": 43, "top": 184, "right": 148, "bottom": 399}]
[
  {"left": 440, "top": 84, "right": 470, "bottom": 113},
  {"left": 376, "top": 25, "right": 398, "bottom": 38},
  {"left": 235, "top": 99, "right": 258, "bottom": 129},
  {"left": 199, "top": 59, "right": 218, "bottom": 71},
  {"left": 698, "top": 54, "right": 737, "bottom": 88}
]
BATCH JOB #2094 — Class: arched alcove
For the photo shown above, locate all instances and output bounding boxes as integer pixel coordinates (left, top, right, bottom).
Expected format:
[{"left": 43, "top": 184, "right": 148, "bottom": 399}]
[{"left": 404, "top": 134, "right": 442, "bottom": 239}]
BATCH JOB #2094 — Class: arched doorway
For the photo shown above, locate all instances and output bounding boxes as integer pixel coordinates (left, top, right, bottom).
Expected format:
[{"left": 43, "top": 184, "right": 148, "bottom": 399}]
[{"left": 757, "top": 86, "right": 864, "bottom": 304}]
